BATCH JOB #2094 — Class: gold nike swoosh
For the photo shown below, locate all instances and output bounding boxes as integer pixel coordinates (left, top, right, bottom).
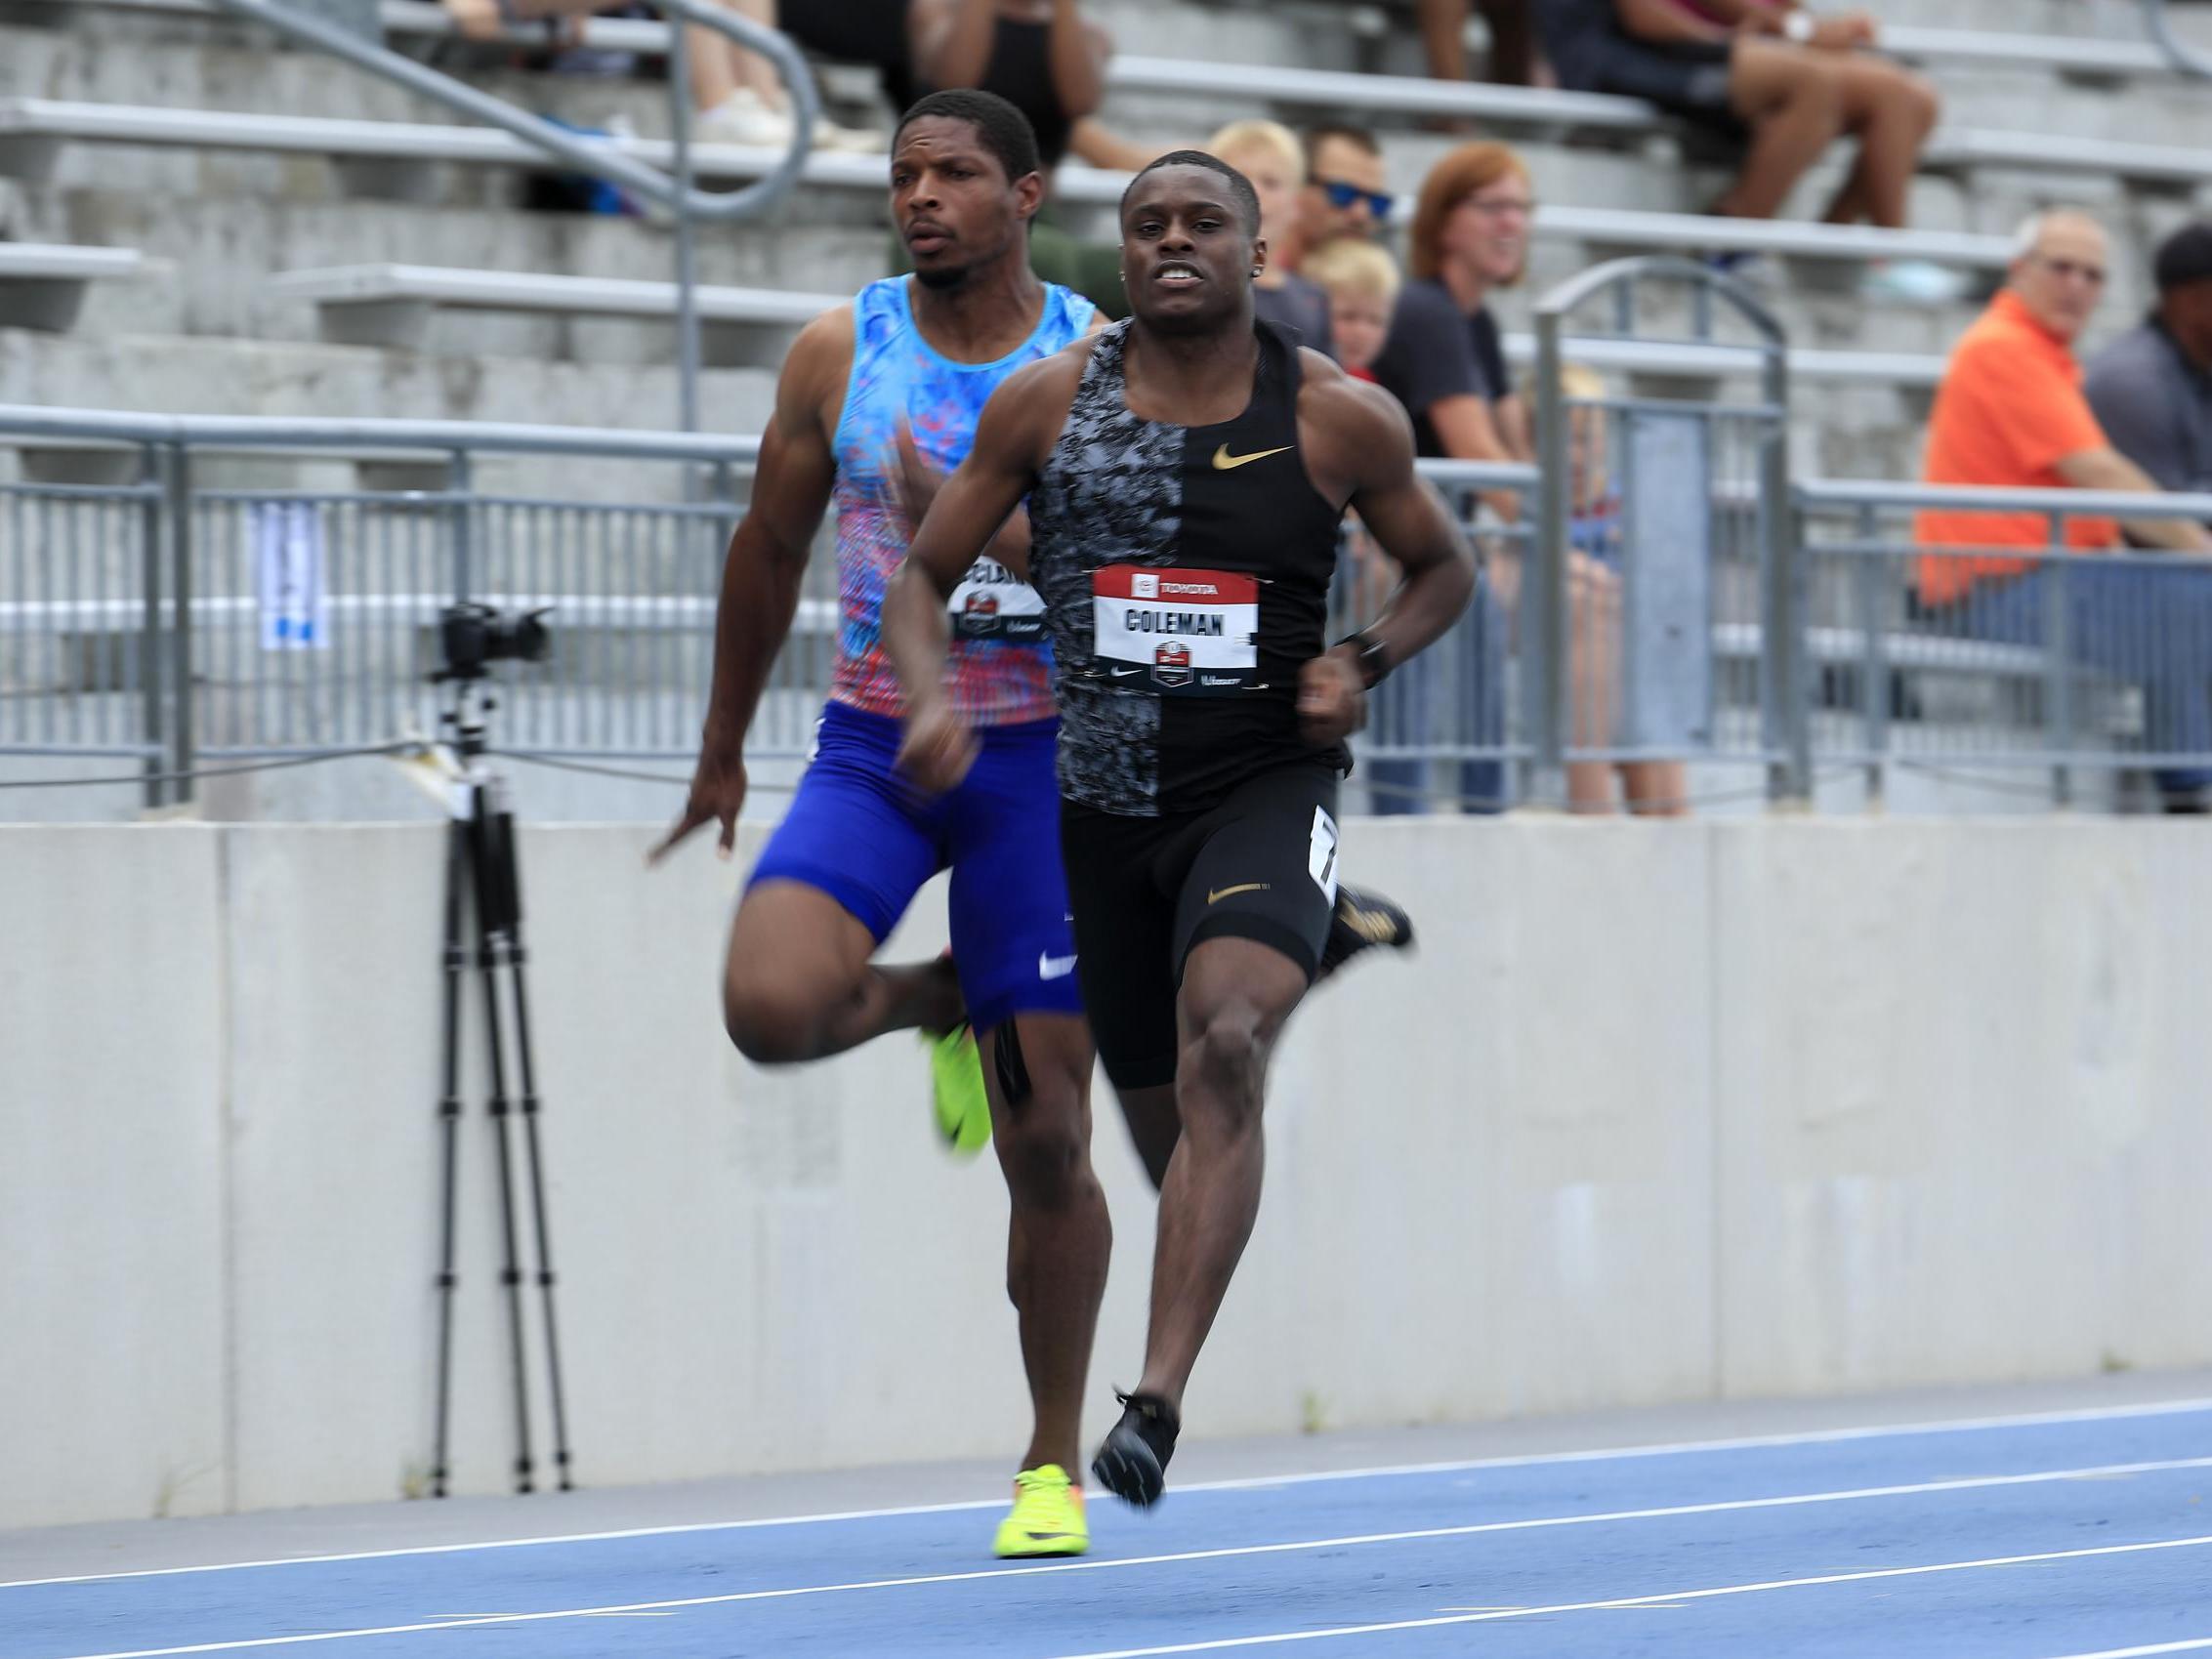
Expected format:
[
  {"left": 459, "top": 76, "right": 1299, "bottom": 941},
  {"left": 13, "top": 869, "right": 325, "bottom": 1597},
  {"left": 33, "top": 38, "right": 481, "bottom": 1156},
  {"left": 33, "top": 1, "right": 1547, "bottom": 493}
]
[
  {"left": 1211, "top": 443, "right": 1292, "bottom": 471},
  {"left": 1207, "top": 882, "right": 1271, "bottom": 904}
]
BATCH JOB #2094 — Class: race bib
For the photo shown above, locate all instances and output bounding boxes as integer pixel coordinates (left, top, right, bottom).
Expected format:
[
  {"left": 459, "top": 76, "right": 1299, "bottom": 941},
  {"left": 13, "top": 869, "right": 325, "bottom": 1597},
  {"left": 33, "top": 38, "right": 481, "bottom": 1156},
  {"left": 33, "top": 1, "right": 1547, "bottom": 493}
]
[
  {"left": 949, "top": 556, "right": 1047, "bottom": 643},
  {"left": 1091, "top": 565, "right": 1258, "bottom": 694}
]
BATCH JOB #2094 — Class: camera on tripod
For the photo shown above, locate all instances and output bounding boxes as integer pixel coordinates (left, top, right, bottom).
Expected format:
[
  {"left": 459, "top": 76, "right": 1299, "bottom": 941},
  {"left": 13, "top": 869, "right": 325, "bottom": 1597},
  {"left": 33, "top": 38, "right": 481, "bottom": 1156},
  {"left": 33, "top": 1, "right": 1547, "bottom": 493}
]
[{"left": 436, "top": 601, "right": 552, "bottom": 684}]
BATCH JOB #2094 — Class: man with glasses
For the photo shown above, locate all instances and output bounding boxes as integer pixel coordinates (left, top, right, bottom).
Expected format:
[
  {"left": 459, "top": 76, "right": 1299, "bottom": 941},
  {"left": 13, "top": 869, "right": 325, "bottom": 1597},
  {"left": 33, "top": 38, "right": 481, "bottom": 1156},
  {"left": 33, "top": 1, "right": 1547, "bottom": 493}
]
[
  {"left": 1916, "top": 210, "right": 2212, "bottom": 809},
  {"left": 1272, "top": 125, "right": 1395, "bottom": 276}
]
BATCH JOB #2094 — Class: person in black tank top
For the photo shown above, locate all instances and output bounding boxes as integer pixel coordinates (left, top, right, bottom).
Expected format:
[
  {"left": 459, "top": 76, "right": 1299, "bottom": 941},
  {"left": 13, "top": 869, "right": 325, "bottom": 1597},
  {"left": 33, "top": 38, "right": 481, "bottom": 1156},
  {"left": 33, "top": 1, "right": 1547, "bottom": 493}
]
[{"left": 884, "top": 150, "right": 1477, "bottom": 1511}]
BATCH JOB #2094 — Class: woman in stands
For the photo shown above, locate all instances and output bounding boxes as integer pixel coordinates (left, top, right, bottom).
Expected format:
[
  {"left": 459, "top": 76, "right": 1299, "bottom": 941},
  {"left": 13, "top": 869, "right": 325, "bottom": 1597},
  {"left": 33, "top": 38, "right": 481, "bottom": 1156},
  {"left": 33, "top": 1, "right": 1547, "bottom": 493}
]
[
  {"left": 1536, "top": 0, "right": 1939, "bottom": 230},
  {"left": 1370, "top": 141, "right": 1646, "bottom": 814}
]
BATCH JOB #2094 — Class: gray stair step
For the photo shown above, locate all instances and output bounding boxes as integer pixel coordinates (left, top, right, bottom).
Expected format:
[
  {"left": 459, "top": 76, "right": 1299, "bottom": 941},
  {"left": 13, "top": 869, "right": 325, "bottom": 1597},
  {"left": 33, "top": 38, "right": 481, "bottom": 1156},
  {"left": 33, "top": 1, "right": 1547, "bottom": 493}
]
[
  {"left": 10, "top": 185, "right": 892, "bottom": 342},
  {"left": 0, "top": 330, "right": 777, "bottom": 482}
]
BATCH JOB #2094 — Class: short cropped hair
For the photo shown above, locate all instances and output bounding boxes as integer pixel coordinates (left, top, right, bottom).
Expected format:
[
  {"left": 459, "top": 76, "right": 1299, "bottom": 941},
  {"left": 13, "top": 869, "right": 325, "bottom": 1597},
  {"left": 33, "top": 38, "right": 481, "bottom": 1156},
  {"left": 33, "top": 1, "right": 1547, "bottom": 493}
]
[
  {"left": 1120, "top": 149, "right": 1263, "bottom": 238},
  {"left": 2009, "top": 206, "right": 2103, "bottom": 262},
  {"left": 1305, "top": 123, "right": 1381, "bottom": 173},
  {"left": 894, "top": 89, "right": 1041, "bottom": 185}
]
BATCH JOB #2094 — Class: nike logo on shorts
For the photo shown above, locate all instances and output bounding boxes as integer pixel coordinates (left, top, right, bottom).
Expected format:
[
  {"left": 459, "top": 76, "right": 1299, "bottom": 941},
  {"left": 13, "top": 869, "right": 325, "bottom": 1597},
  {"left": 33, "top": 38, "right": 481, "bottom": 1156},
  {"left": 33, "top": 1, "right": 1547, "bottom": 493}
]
[
  {"left": 1207, "top": 883, "right": 1271, "bottom": 904},
  {"left": 1038, "top": 951, "right": 1078, "bottom": 980}
]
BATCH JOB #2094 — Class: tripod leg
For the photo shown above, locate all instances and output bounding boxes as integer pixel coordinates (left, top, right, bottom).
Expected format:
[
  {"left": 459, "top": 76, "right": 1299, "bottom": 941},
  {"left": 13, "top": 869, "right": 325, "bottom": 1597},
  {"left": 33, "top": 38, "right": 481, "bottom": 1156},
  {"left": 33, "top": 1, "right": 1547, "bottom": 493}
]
[
  {"left": 431, "top": 815, "right": 468, "bottom": 1501},
  {"left": 491, "top": 803, "right": 574, "bottom": 1491},
  {"left": 470, "top": 786, "right": 536, "bottom": 1495}
]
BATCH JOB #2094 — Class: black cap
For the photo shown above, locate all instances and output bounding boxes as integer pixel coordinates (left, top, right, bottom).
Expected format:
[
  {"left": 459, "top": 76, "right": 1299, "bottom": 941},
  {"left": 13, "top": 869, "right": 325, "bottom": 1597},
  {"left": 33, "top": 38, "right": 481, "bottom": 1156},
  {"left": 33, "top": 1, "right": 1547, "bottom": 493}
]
[{"left": 2154, "top": 222, "right": 2212, "bottom": 292}]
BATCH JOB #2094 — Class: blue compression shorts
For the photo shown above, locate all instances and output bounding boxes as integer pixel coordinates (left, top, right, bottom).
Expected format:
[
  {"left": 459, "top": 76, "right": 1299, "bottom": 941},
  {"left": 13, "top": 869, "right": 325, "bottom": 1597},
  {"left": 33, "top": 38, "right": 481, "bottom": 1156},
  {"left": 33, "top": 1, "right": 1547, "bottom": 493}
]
[{"left": 746, "top": 701, "right": 1084, "bottom": 1035}]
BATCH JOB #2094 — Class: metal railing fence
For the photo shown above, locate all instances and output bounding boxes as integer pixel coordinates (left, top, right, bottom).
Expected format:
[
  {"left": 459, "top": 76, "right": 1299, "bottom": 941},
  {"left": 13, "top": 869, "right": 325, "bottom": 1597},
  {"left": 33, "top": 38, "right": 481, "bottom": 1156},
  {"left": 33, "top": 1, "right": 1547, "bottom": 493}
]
[
  {"left": 0, "top": 411, "right": 1557, "bottom": 810},
  {"left": 11, "top": 426, "right": 2212, "bottom": 815},
  {"left": 1793, "top": 478, "right": 2212, "bottom": 807},
  {"left": 1533, "top": 256, "right": 1798, "bottom": 809}
]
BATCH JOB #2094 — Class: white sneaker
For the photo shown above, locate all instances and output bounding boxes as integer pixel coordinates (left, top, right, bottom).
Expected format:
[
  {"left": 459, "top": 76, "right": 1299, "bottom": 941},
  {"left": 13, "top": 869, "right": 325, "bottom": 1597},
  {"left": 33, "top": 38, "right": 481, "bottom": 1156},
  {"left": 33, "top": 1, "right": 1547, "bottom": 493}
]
[
  {"left": 1860, "top": 258, "right": 1971, "bottom": 306},
  {"left": 694, "top": 88, "right": 795, "bottom": 149},
  {"left": 815, "top": 117, "right": 886, "bottom": 153},
  {"left": 695, "top": 89, "right": 884, "bottom": 153}
]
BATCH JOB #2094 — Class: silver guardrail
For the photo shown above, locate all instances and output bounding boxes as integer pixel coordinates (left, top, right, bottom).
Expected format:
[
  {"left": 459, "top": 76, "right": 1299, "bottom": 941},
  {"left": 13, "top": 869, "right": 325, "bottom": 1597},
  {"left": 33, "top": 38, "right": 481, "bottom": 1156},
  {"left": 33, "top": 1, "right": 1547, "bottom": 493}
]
[
  {"left": 1535, "top": 255, "right": 1797, "bottom": 806},
  {"left": 0, "top": 406, "right": 1546, "bottom": 812},
  {"left": 2140, "top": 0, "right": 2212, "bottom": 78},
  {"left": 1795, "top": 477, "right": 2212, "bottom": 808}
]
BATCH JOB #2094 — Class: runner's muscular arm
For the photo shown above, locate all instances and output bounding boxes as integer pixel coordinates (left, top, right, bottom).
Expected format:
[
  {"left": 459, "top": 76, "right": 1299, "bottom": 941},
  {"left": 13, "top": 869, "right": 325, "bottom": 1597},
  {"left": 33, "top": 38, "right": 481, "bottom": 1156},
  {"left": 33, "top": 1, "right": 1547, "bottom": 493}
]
[
  {"left": 1323, "top": 377, "right": 1478, "bottom": 677},
  {"left": 648, "top": 310, "right": 846, "bottom": 860},
  {"left": 884, "top": 356, "right": 1065, "bottom": 791}
]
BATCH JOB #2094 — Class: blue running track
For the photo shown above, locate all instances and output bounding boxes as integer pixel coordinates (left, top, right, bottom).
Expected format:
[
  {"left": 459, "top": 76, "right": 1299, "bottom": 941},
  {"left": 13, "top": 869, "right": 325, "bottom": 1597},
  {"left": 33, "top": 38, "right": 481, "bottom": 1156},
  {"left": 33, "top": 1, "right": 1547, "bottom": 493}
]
[{"left": 7, "top": 1399, "right": 2212, "bottom": 1659}]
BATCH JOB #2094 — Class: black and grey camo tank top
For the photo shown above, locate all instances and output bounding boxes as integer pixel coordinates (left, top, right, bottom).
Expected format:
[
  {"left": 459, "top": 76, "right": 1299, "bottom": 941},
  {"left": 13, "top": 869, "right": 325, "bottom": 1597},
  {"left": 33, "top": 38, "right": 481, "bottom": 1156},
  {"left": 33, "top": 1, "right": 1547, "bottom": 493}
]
[{"left": 1026, "top": 318, "right": 1347, "bottom": 817}]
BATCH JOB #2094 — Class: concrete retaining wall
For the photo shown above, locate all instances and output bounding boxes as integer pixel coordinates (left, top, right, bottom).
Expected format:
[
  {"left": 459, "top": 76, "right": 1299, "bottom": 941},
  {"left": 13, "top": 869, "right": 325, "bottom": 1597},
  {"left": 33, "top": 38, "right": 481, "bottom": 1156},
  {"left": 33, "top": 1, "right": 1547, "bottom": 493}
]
[{"left": 3, "top": 817, "right": 2208, "bottom": 1528}]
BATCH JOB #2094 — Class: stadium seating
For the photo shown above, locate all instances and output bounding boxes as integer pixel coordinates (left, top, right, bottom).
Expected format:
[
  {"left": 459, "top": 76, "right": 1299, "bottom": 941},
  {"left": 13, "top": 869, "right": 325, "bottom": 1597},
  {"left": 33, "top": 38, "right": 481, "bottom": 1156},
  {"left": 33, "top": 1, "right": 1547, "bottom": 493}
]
[
  {"left": 0, "top": 0, "right": 2203, "bottom": 480},
  {"left": 0, "top": 241, "right": 144, "bottom": 331}
]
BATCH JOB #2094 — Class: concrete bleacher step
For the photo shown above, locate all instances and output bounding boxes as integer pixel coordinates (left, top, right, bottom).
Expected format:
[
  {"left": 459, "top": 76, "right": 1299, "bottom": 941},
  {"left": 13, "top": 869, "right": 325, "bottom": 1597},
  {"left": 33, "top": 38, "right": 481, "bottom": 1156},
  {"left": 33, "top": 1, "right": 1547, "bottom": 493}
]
[
  {"left": 0, "top": 241, "right": 145, "bottom": 331},
  {"left": 0, "top": 330, "right": 776, "bottom": 495},
  {"left": 6, "top": 183, "right": 891, "bottom": 343}
]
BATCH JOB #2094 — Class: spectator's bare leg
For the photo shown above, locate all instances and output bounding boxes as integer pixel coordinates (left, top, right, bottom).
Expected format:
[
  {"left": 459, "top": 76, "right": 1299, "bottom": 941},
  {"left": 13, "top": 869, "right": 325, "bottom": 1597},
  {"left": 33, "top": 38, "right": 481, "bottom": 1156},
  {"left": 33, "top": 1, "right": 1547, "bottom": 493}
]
[
  {"left": 687, "top": 20, "right": 739, "bottom": 114},
  {"left": 1716, "top": 40, "right": 1844, "bottom": 222},
  {"left": 1622, "top": 761, "right": 1690, "bottom": 816},
  {"left": 723, "top": 0, "right": 792, "bottom": 108},
  {"left": 1417, "top": 0, "right": 1471, "bottom": 80},
  {"left": 1477, "top": 0, "right": 1536, "bottom": 86},
  {"left": 1818, "top": 60, "right": 1941, "bottom": 229},
  {"left": 689, "top": 0, "right": 790, "bottom": 118},
  {"left": 1566, "top": 555, "right": 1620, "bottom": 813}
]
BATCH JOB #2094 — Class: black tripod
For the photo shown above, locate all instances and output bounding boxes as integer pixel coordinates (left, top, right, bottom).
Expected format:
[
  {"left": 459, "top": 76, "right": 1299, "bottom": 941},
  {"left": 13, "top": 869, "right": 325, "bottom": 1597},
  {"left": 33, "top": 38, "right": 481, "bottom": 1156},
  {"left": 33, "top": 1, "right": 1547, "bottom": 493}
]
[{"left": 429, "top": 671, "right": 573, "bottom": 1497}]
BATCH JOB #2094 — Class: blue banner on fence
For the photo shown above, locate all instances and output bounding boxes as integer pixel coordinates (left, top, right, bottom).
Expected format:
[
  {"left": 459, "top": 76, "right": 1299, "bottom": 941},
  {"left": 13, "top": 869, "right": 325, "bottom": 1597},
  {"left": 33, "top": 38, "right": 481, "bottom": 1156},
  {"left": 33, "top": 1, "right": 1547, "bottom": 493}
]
[{"left": 253, "top": 502, "right": 329, "bottom": 651}]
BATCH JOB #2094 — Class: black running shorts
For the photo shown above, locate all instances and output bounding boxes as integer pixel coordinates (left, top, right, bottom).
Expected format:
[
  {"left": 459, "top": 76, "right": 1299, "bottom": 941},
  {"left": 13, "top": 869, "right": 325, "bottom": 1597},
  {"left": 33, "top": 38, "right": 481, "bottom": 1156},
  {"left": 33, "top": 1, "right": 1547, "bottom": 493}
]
[{"left": 1059, "top": 764, "right": 1341, "bottom": 1092}]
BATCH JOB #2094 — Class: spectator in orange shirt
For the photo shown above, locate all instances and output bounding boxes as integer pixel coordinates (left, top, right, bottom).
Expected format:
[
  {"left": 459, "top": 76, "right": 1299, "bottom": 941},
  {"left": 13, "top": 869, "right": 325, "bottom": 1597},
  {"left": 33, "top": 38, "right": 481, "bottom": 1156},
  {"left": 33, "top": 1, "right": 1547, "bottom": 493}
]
[
  {"left": 1917, "top": 209, "right": 2212, "bottom": 807},
  {"left": 1917, "top": 211, "right": 2211, "bottom": 597}
]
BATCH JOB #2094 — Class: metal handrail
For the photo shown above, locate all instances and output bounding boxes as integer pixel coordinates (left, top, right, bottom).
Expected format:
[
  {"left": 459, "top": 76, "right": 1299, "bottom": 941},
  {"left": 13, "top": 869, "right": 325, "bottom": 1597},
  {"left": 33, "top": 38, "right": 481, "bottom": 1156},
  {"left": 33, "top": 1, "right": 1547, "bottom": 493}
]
[
  {"left": 0, "top": 405, "right": 763, "bottom": 463},
  {"left": 209, "top": 0, "right": 822, "bottom": 432},
  {"left": 1532, "top": 254, "right": 1799, "bottom": 802},
  {"left": 0, "top": 406, "right": 1540, "bottom": 496},
  {"left": 2140, "top": 0, "right": 2212, "bottom": 78},
  {"left": 1798, "top": 479, "right": 2212, "bottom": 519}
]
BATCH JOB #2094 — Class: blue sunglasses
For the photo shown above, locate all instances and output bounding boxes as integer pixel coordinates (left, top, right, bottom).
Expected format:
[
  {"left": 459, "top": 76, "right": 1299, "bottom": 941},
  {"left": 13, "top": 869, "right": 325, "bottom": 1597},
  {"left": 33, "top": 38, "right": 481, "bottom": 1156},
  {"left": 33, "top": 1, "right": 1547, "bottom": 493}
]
[{"left": 1319, "top": 179, "right": 1395, "bottom": 221}]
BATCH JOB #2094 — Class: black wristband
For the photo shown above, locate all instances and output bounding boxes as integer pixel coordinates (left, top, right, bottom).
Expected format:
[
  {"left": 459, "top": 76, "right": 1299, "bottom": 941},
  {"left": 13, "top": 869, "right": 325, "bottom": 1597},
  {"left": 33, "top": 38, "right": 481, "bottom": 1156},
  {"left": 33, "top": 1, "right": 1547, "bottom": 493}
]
[{"left": 1337, "top": 630, "right": 1391, "bottom": 690}]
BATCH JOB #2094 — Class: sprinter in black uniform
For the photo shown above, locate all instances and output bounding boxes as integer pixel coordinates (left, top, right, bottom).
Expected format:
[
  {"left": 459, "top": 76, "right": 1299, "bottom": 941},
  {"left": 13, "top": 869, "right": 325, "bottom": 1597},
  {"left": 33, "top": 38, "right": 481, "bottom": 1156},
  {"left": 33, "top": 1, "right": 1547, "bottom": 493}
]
[{"left": 885, "top": 149, "right": 1477, "bottom": 1509}]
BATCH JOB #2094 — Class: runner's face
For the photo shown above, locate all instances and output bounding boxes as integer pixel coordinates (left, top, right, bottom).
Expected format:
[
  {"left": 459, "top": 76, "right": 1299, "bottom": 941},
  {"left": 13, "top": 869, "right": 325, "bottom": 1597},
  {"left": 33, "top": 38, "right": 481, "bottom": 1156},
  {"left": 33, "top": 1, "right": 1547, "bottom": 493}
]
[
  {"left": 1121, "top": 166, "right": 1255, "bottom": 332},
  {"left": 891, "top": 118, "right": 1033, "bottom": 288}
]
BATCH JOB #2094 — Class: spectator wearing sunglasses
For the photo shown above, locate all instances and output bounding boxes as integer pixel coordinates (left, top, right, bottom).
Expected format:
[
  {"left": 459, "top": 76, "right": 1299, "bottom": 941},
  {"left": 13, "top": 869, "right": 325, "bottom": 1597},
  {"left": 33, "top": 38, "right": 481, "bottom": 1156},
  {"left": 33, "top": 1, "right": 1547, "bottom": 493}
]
[
  {"left": 1273, "top": 126, "right": 1395, "bottom": 276},
  {"left": 1916, "top": 210, "right": 2212, "bottom": 809}
]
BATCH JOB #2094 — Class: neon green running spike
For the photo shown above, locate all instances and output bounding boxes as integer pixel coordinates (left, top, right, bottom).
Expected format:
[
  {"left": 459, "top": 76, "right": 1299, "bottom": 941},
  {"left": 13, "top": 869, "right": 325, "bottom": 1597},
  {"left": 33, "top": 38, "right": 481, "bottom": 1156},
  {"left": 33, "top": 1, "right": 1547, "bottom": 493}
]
[
  {"left": 925, "top": 1024, "right": 991, "bottom": 1156},
  {"left": 993, "top": 1464, "right": 1088, "bottom": 1558}
]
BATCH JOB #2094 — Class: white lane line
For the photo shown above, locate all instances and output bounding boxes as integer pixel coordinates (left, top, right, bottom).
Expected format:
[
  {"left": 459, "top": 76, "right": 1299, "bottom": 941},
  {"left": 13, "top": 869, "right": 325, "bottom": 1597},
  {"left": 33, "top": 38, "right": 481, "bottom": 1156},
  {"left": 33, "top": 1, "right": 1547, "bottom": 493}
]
[
  {"left": 1039, "top": 1534, "right": 2212, "bottom": 1659},
  {"left": 2036, "top": 1642, "right": 2212, "bottom": 1659},
  {"left": 11, "top": 1394, "right": 2210, "bottom": 1591},
  {"left": 37, "top": 1460, "right": 2212, "bottom": 1659}
]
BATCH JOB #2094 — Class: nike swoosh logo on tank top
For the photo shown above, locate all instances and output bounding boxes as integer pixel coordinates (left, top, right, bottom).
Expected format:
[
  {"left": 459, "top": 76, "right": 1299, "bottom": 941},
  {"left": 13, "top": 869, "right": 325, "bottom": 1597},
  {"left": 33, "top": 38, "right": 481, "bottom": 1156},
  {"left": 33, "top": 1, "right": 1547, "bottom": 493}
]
[{"left": 1027, "top": 319, "right": 1349, "bottom": 817}]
